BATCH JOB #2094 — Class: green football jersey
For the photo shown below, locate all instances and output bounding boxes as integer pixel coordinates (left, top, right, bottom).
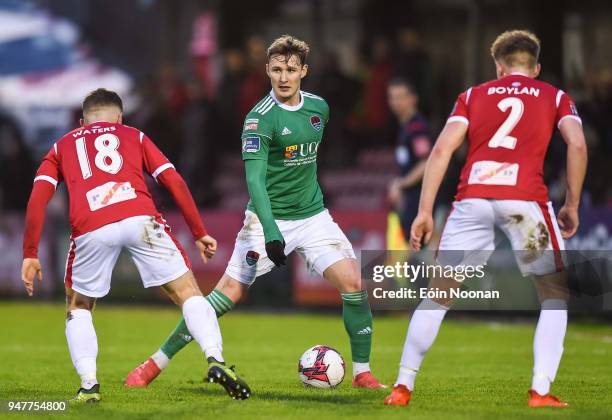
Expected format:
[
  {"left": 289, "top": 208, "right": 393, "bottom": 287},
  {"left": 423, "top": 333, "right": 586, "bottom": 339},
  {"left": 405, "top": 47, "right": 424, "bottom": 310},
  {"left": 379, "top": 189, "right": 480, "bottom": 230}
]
[{"left": 241, "top": 90, "right": 329, "bottom": 220}]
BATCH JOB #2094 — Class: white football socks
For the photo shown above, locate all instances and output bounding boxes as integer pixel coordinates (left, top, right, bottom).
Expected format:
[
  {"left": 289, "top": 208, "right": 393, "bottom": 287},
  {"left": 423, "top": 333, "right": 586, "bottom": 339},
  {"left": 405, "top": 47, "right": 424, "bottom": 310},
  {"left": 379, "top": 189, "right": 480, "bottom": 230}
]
[
  {"left": 65, "top": 309, "right": 98, "bottom": 389},
  {"left": 152, "top": 349, "right": 170, "bottom": 370},
  {"left": 352, "top": 362, "right": 370, "bottom": 376},
  {"left": 396, "top": 298, "right": 448, "bottom": 390},
  {"left": 182, "top": 296, "right": 224, "bottom": 363},
  {"left": 532, "top": 299, "right": 567, "bottom": 395}
]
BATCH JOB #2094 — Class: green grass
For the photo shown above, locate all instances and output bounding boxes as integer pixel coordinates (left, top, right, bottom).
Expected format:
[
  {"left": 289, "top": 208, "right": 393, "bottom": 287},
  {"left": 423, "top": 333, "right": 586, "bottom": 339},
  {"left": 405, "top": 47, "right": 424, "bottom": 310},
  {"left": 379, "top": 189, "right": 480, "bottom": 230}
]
[{"left": 0, "top": 302, "right": 611, "bottom": 419}]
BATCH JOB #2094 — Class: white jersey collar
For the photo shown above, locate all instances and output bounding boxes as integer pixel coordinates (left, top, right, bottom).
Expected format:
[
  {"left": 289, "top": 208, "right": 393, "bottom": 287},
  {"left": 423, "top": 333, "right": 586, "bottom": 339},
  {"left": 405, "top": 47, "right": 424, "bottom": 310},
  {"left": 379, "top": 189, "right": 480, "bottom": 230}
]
[
  {"left": 270, "top": 89, "right": 304, "bottom": 111},
  {"left": 509, "top": 71, "right": 530, "bottom": 77}
]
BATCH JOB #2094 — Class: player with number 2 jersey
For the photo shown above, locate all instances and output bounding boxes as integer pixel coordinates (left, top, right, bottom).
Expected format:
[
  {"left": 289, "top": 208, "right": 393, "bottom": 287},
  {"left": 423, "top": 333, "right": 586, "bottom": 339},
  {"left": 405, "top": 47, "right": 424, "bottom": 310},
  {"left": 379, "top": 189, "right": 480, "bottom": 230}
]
[
  {"left": 448, "top": 70, "right": 580, "bottom": 203},
  {"left": 385, "top": 30, "right": 587, "bottom": 409}
]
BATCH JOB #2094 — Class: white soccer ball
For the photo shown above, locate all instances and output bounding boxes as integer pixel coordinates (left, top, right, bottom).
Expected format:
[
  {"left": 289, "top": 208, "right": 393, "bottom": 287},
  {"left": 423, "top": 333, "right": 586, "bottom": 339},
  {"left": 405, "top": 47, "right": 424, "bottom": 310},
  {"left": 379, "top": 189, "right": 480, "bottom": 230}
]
[{"left": 298, "top": 345, "right": 345, "bottom": 388}]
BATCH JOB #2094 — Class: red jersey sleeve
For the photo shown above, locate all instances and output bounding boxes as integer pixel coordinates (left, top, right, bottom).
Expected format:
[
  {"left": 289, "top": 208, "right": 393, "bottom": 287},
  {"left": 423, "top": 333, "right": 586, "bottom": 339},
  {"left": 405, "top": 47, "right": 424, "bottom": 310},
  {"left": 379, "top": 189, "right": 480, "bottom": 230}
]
[
  {"left": 24, "top": 145, "right": 61, "bottom": 258},
  {"left": 447, "top": 88, "right": 471, "bottom": 125},
  {"left": 555, "top": 90, "right": 582, "bottom": 128},
  {"left": 140, "top": 132, "right": 175, "bottom": 180},
  {"left": 140, "top": 131, "right": 207, "bottom": 239},
  {"left": 34, "top": 145, "right": 62, "bottom": 188},
  {"left": 157, "top": 170, "right": 208, "bottom": 240},
  {"left": 23, "top": 182, "right": 55, "bottom": 258}
]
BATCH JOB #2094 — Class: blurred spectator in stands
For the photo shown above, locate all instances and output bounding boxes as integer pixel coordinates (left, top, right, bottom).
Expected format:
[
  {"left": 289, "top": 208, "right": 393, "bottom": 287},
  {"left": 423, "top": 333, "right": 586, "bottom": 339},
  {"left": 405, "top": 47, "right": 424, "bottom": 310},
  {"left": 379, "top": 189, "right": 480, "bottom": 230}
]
[
  {"left": 386, "top": 78, "right": 432, "bottom": 236},
  {"left": 239, "top": 35, "right": 268, "bottom": 120},
  {"left": 181, "top": 79, "right": 217, "bottom": 206},
  {"left": 348, "top": 36, "right": 394, "bottom": 150},
  {"left": 0, "top": 115, "right": 35, "bottom": 210},
  {"left": 395, "top": 28, "right": 434, "bottom": 117},
  {"left": 588, "top": 70, "right": 612, "bottom": 153},
  {"left": 136, "top": 73, "right": 184, "bottom": 181},
  {"left": 316, "top": 50, "right": 361, "bottom": 169},
  {"left": 575, "top": 69, "right": 612, "bottom": 206},
  {"left": 159, "top": 64, "right": 189, "bottom": 117},
  {"left": 216, "top": 48, "right": 246, "bottom": 153},
  {"left": 362, "top": 36, "right": 393, "bottom": 131}
]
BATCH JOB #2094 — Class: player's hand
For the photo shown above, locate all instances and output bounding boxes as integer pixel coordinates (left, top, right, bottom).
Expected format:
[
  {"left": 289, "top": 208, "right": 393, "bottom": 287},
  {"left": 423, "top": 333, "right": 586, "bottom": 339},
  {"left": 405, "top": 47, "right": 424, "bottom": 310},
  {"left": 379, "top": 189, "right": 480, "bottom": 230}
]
[
  {"left": 21, "top": 258, "right": 43, "bottom": 297},
  {"left": 410, "top": 212, "right": 434, "bottom": 251},
  {"left": 195, "top": 235, "right": 217, "bottom": 264},
  {"left": 387, "top": 178, "right": 403, "bottom": 209},
  {"left": 557, "top": 205, "right": 579, "bottom": 239},
  {"left": 265, "top": 240, "right": 287, "bottom": 267}
]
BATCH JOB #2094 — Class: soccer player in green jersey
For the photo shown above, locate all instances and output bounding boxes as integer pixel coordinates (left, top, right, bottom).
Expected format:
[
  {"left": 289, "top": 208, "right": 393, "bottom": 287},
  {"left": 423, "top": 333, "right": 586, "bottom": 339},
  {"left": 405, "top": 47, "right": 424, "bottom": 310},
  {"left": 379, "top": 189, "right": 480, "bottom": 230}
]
[{"left": 126, "top": 35, "right": 385, "bottom": 390}]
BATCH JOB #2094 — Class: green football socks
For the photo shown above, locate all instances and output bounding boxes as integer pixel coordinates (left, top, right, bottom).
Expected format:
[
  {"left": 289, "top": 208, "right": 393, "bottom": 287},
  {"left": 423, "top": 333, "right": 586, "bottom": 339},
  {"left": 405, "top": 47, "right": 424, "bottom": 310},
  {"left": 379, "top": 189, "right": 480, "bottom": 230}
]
[
  {"left": 341, "top": 290, "right": 373, "bottom": 363},
  {"left": 159, "top": 290, "right": 234, "bottom": 359},
  {"left": 206, "top": 289, "right": 236, "bottom": 318}
]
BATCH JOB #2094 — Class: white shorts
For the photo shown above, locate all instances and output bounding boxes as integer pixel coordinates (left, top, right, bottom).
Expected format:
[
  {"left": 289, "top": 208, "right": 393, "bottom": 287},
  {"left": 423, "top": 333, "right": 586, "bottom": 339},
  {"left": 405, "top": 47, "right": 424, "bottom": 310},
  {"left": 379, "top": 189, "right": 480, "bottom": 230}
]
[
  {"left": 65, "top": 215, "right": 191, "bottom": 298},
  {"left": 226, "top": 209, "right": 356, "bottom": 285},
  {"left": 437, "top": 199, "right": 565, "bottom": 277}
]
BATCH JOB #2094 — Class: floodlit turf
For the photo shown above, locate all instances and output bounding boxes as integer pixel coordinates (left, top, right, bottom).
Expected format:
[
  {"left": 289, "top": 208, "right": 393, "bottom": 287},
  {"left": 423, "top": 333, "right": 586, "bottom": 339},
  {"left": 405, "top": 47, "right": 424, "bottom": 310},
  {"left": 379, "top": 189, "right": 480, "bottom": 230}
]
[{"left": 0, "top": 302, "right": 610, "bottom": 419}]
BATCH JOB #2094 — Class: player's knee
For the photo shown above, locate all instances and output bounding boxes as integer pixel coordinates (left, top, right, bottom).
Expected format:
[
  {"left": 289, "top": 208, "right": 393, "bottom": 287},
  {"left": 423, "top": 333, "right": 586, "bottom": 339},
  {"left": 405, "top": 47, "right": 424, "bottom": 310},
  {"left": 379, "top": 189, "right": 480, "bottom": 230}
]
[
  {"left": 163, "top": 271, "right": 203, "bottom": 305},
  {"left": 534, "top": 271, "right": 569, "bottom": 302},
  {"left": 339, "top": 275, "right": 363, "bottom": 294},
  {"left": 66, "top": 293, "right": 95, "bottom": 313},
  {"left": 216, "top": 275, "right": 245, "bottom": 303}
]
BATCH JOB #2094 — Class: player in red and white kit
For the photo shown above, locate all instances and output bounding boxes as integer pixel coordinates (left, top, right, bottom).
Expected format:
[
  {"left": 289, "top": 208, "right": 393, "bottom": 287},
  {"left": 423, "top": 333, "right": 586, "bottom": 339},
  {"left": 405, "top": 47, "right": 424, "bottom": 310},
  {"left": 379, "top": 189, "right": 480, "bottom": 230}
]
[
  {"left": 21, "top": 89, "right": 250, "bottom": 402},
  {"left": 384, "top": 31, "right": 587, "bottom": 408}
]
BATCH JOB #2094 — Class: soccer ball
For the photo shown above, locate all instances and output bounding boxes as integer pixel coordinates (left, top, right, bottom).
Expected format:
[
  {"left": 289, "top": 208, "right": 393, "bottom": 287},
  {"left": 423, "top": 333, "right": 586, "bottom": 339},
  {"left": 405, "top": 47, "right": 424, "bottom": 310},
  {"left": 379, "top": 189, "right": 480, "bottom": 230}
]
[{"left": 298, "top": 345, "right": 345, "bottom": 388}]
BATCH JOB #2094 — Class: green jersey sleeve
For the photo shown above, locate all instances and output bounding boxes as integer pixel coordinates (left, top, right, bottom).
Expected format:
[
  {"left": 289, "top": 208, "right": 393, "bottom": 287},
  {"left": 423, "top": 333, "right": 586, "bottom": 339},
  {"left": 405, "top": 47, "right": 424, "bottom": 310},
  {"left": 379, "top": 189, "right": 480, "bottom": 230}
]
[
  {"left": 241, "top": 112, "right": 274, "bottom": 161},
  {"left": 322, "top": 99, "right": 330, "bottom": 124}
]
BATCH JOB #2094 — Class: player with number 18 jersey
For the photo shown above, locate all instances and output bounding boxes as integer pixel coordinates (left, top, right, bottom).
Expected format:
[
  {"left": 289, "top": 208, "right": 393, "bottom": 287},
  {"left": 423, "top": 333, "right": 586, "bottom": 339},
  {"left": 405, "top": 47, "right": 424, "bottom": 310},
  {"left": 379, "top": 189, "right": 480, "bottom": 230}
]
[
  {"left": 34, "top": 123, "right": 176, "bottom": 237},
  {"left": 24, "top": 121, "right": 208, "bottom": 297}
]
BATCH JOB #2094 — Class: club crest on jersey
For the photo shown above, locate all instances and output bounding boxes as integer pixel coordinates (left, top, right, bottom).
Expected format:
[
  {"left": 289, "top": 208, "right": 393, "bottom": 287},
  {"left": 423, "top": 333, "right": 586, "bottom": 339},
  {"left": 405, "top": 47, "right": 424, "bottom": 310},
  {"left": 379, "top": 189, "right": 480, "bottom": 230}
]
[
  {"left": 310, "top": 115, "right": 322, "bottom": 131},
  {"left": 246, "top": 250, "right": 260, "bottom": 266},
  {"left": 242, "top": 136, "right": 260, "bottom": 153}
]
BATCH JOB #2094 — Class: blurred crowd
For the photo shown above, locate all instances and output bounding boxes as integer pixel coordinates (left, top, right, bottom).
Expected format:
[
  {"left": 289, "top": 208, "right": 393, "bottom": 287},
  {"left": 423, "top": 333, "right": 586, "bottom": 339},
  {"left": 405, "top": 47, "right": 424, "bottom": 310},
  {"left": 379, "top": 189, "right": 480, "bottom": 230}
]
[{"left": 1, "top": 30, "right": 611, "bottom": 213}]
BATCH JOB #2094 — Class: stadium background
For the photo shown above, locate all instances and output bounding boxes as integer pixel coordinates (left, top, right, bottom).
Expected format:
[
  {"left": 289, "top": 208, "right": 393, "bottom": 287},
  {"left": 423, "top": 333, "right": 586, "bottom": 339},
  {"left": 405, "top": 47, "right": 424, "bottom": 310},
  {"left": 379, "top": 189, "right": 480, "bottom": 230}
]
[{"left": 0, "top": 0, "right": 610, "bottom": 308}]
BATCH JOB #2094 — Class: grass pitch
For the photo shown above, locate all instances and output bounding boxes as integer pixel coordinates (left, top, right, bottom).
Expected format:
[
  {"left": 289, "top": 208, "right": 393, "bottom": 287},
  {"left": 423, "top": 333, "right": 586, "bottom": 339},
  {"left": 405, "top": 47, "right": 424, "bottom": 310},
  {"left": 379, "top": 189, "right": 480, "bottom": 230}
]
[{"left": 0, "top": 302, "right": 610, "bottom": 419}]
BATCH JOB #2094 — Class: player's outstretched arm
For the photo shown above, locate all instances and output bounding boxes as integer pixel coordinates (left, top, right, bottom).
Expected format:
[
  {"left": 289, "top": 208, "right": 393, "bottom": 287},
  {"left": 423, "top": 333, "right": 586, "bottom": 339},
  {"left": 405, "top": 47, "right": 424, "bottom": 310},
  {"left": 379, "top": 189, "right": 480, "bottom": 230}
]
[
  {"left": 22, "top": 181, "right": 56, "bottom": 296},
  {"left": 410, "top": 122, "right": 467, "bottom": 250},
  {"left": 557, "top": 118, "right": 588, "bottom": 238},
  {"left": 244, "top": 159, "right": 286, "bottom": 266},
  {"left": 156, "top": 169, "right": 215, "bottom": 263},
  {"left": 418, "top": 121, "right": 467, "bottom": 214}
]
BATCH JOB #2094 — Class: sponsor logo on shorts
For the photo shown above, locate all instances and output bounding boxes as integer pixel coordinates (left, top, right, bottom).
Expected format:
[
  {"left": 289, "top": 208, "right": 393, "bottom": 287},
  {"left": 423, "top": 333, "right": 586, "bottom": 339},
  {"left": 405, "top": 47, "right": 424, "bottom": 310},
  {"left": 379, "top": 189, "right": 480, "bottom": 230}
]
[
  {"left": 243, "top": 136, "right": 261, "bottom": 153},
  {"left": 246, "top": 250, "right": 260, "bottom": 266},
  {"left": 310, "top": 115, "right": 322, "bottom": 131}
]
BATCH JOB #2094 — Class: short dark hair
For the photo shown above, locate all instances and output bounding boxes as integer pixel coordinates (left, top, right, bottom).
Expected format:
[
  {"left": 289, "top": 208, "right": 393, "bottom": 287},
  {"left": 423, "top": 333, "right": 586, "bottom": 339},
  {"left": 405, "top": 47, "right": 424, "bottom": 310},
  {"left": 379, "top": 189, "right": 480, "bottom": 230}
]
[
  {"left": 491, "top": 30, "right": 540, "bottom": 68},
  {"left": 388, "top": 77, "right": 416, "bottom": 95},
  {"left": 267, "top": 35, "right": 310, "bottom": 66},
  {"left": 82, "top": 88, "right": 123, "bottom": 114}
]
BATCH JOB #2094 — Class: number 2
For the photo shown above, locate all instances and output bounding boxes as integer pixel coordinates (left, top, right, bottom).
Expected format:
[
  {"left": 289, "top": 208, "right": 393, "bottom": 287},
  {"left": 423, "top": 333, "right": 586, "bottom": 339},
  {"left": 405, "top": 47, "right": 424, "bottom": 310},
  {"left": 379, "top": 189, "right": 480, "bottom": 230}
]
[
  {"left": 488, "top": 97, "right": 524, "bottom": 150},
  {"left": 75, "top": 134, "right": 123, "bottom": 179}
]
